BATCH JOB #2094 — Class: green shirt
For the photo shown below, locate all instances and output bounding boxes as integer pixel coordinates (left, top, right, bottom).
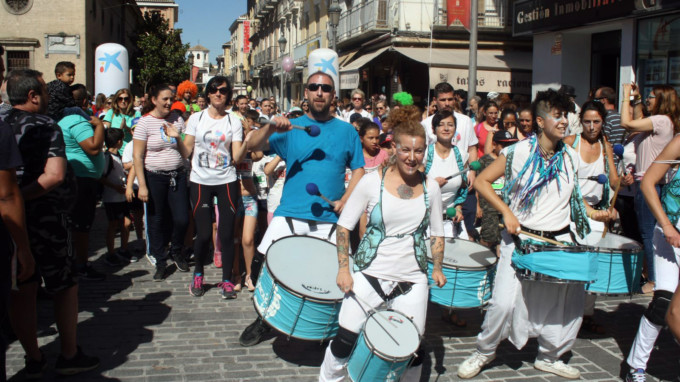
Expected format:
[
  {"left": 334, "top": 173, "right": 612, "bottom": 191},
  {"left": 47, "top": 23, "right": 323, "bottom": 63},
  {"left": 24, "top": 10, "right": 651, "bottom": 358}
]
[
  {"left": 103, "top": 109, "right": 141, "bottom": 152},
  {"left": 59, "top": 114, "right": 105, "bottom": 178}
]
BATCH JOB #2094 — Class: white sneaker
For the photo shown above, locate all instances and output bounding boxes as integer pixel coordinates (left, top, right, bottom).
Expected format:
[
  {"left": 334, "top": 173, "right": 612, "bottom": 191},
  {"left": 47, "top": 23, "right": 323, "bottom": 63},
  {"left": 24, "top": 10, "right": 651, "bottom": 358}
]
[
  {"left": 534, "top": 359, "right": 580, "bottom": 379},
  {"left": 457, "top": 351, "right": 496, "bottom": 379},
  {"left": 145, "top": 253, "right": 157, "bottom": 267}
]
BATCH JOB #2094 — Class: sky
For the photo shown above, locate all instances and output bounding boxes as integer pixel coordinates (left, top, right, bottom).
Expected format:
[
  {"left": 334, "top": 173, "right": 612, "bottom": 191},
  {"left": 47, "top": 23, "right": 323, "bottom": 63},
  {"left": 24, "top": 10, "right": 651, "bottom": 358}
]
[{"left": 174, "top": 0, "right": 247, "bottom": 64}]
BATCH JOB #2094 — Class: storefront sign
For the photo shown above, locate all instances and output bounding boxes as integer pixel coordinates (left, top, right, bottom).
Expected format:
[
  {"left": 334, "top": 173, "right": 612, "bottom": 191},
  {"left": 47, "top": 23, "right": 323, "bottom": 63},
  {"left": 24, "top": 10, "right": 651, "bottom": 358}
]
[
  {"left": 243, "top": 21, "right": 250, "bottom": 54},
  {"left": 513, "top": 0, "right": 647, "bottom": 36},
  {"left": 430, "top": 68, "right": 533, "bottom": 94},
  {"left": 340, "top": 71, "right": 360, "bottom": 89}
]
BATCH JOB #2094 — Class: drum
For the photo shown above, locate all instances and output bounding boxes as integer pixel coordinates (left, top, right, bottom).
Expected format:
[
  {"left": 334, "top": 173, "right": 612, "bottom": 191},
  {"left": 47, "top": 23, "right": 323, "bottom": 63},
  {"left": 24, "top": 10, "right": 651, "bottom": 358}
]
[
  {"left": 346, "top": 309, "right": 420, "bottom": 382},
  {"left": 426, "top": 238, "right": 497, "bottom": 308},
  {"left": 253, "top": 236, "right": 349, "bottom": 340},
  {"left": 512, "top": 242, "right": 597, "bottom": 284},
  {"left": 578, "top": 232, "right": 644, "bottom": 295}
]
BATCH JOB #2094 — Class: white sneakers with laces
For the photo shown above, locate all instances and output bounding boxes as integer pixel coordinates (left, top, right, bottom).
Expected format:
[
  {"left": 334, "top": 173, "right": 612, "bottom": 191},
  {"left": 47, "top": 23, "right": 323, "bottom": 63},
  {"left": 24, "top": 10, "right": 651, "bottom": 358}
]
[
  {"left": 457, "top": 351, "right": 496, "bottom": 379},
  {"left": 534, "top": 359, "right": 581, "bottom": 379}
]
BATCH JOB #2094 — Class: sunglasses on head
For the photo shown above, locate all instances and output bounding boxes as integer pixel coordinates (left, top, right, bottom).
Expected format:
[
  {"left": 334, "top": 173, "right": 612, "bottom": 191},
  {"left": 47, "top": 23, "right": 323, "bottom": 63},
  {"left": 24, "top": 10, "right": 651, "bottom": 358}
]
[
  {"left": 210, "top": 87, "right": 229, "bottom": 95},
  {"left": 307, "top": 83, "right": 333, "bottom": 92}
]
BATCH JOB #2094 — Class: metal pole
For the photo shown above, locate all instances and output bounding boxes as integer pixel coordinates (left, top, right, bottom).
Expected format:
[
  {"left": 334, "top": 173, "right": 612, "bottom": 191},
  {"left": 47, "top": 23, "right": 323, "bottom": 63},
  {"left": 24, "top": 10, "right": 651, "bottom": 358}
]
[
  {"left": 332, "top": 24, "right": 337, "bottom": 52},
  {"left": 280, "top": 64, "right": 284, "bottom": 115},
  {"left": 467, "top": 0, "right": 478, "bottom": 102}
]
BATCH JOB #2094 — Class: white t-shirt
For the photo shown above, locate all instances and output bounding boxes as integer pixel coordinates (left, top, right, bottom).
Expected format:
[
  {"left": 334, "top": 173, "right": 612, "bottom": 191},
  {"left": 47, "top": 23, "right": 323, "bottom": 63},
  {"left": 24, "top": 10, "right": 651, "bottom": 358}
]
[
  {"left": 425, "top": 145, "right": 464, "bottom": 208},
  {"left": 121, "top": 140, "right": 138, "bottom": 188},
  {"left": 421, "top": 111, "right": 478, "bottom": 163},
  {"left": 252, "top": 157, "right": 269, "bottom": 201},
  {"left": 344, "top": 109, "right": 372, "bottom": 123},
  {"left": 102, "top": 153, "right": 126, "bottom": 203},
  {"left": 264, "top": 155, "right": 286, "bottom": 213},
  {"left": 501, "top": 139, "right": 579, "bottom": 231},
  {"left": 337, "top": 171, "right": 444, "bottom": 283},
  {"left": 185, "top": 110, "right": 243, "bottom": 185},
  {"left": 618, "top": 138, "right": 638, "bottom": 197}
]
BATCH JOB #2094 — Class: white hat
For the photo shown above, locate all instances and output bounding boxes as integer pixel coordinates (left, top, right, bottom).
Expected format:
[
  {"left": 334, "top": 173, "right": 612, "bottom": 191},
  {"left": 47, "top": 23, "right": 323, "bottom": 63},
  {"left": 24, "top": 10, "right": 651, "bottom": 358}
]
[{"left": 307, "top": 48, "right": 339, "bottom": 92}]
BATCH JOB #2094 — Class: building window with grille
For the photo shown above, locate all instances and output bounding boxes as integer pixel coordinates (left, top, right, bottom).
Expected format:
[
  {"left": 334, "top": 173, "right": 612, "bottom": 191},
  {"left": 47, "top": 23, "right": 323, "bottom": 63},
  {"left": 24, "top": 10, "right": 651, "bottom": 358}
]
[{"left": 7, "top": 51, "right": 30, "bottom": 71}]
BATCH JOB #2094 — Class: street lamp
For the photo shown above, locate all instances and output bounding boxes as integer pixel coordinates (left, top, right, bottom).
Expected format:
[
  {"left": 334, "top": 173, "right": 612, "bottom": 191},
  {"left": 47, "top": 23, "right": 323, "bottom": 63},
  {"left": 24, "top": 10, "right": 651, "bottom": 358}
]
[
  {"left": 187, "top": 52, "right": 194, "bottom": 81},
  {"left": 328, "top": 0, "right": 341, "bottom": 52},
  {"left": 278, "top": 35, "right": 287, "bottom": 113},
  {"left": 239, "top": 63, "right": 244, "bottom": 92}
]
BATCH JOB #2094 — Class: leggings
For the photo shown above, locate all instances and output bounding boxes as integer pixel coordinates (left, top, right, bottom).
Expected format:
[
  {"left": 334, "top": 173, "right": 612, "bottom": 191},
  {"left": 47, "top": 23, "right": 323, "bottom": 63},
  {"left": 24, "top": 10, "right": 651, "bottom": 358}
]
[
  {"left": 145, "top": 171, "right": 189, "bottom": 266},
  {"left": 191, "top": 181, "right": 239, "bottom": 281}
]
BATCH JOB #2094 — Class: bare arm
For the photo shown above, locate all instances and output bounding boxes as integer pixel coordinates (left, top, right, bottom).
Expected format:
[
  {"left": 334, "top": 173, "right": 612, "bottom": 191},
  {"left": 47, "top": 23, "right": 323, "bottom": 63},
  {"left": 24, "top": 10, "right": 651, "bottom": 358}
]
[
  {"left": 0, "top": 169, "right": 34, "bottom": 281},
  {"left": 231, "top": 141, "right": 247, "bottom": 165},
  {"left": 337, "top": 167, "right": 365, "bottom": 213},
  {"left": 335, "top": 226, "right": 353, "bottom": 292},
  {"left": 668, "top": 284, "right": 680, "bottom": 340},
  {"left": 132, "top": 139, "right": 149, "bottom": 202},
  {"left": 263, "top": 156, "right": 282, "bottom": 176},
  {"left": 21, "top": 156, "right": 66, "bottom": 201},
  {"left": 77, "top": 116, "right": 106, "bottom": 156},
  {"left": 603, "top": 137, "right": 619, "bottom": 186},
  {"left": 473, "top": 154, "right": 518, "bottom": 232},
  {"left": 246, "top": 116, "right": 292, "bottom": 151},
  {"left": 484, "top": 130, "right": 494, "bottom": 156},
  {"left": 125, "top": 164, "right": 137, "bottom": 202},
  {"left": 430, "top": 236, "right": 447, "bottom": 287},
  {"left": 467, "top": 144, "right": 478, "bottom": 190},
  {"left": 621, "top": 84, "right": 653, "bottom": 132}
]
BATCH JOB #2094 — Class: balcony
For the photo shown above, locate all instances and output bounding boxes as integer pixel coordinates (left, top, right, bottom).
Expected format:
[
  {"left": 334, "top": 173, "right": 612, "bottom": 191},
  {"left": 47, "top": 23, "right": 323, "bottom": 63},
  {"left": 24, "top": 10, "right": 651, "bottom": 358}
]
[{"left": 337, "top": 0, "right": 508, "bottom": 43}]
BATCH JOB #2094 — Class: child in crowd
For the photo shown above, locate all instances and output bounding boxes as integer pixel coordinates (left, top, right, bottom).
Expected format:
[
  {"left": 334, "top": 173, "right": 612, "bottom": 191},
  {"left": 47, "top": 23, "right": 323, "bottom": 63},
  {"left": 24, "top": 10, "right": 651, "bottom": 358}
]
[
  {"left": 359, "top": 121, "right": 388, "bottom": 173},
  {"left": 263, "top": 155, "right": 286, "bottom": 223},
  {"left": 477, "top": 130, "right": 518, "bottom": 253},
  {"left": 101, "top": 128, "right": 132, "bottom": 265},
  {"left": 46, "top": 61, "right": 90, "bottom": 121}
]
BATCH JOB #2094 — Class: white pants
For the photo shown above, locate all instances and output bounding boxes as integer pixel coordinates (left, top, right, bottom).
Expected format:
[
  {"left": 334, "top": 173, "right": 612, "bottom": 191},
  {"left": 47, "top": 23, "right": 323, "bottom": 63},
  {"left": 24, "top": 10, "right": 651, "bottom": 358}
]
[
  {"left": 257, "top": 216, "right": 337, "bottom": 254},
  {"left": 319, "top": 272, "right": 429, "bottom": 382},
  {"left": 427, "top": 220, "right": 468, "bottom": 240},
  {"left": 475, "top": 230, "right": 585, "bottom": 361},
  {"left": 627, "top": 224, "right": 680, "bottom": 370}
]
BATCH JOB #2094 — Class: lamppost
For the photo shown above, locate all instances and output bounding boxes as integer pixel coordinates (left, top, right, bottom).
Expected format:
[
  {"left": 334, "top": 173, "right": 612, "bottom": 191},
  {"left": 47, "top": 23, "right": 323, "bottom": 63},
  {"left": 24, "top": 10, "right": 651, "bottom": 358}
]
[
  {"left": 187, "top": 52, "right": 194, "bottom": 81},
  {"left": 328, "top": 1, "right": 341, "bottom": 52},
  {"left": 239, "top": 63, "right": 244, "bottom": 94},
  {"left": 278, "top": 35, "right": 287, "bottom": 113}
]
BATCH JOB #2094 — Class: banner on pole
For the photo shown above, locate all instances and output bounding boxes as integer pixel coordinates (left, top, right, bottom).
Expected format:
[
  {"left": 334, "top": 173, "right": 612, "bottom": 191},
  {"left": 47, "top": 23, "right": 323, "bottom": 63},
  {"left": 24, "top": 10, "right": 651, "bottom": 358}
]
[
  {"left": 243, "top": 20, "right": 251, "bottom": 54},
  {"left": 447, "top": 0, "right": 471, "bottom": 31}
]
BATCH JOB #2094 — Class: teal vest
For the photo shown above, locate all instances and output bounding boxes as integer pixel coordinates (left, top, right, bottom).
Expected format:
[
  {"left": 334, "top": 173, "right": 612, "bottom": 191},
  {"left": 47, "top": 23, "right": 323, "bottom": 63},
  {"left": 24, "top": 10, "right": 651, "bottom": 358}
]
[
  {"left": 661, "top": 168, "right": 680, "bottom": 227},
  {"left": 424, "top": 144, "right": 468, "bottom": 207},
  {"left": 353, "top": 167, "right": 431, "bottom": 273}
]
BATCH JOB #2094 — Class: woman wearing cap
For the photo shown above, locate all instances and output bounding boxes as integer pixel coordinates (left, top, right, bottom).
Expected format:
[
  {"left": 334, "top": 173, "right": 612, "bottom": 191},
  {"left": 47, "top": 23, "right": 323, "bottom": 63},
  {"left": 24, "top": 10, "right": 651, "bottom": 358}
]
[
  {"left": 103, "top": 88, "right": 141, "bottom": 153},
  {"left": 563, "top": 100, "right": 618, "bottom": 335},
  {"left": 320, "top": 120, "right": 446, "bottom": 382}
]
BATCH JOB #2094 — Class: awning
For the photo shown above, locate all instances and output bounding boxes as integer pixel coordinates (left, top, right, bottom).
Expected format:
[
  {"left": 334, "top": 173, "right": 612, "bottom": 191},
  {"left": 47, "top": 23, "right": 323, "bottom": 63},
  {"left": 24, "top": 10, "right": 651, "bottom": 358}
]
[
  {"left": 392, "top": 47, "right": 533, "bottom": 93},
  {"left": 340, "top": 47, "right": 389, "bottom": 73}
]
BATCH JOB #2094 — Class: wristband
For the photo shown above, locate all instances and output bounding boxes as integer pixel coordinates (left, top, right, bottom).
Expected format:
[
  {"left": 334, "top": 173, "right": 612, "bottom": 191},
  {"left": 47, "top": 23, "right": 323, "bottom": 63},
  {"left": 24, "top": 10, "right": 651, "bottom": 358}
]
[{"left": 588, "top": 210, "right": 595, "bottom": 219}]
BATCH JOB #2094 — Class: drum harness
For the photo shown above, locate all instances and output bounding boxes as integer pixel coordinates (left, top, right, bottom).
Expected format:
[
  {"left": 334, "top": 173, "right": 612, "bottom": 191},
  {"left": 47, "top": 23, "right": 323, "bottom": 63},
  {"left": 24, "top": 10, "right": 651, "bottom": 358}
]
[{"left": 284, "top": 217, "right": 337, "bottom": 240}]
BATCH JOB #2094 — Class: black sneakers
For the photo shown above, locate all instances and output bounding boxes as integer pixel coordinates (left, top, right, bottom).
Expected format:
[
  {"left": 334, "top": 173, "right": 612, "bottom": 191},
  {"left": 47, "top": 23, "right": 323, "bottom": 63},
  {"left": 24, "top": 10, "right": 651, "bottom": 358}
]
[
  {"left": 23, "top": 352, "right": 47, "bottom": 380},
  {"left": 78, "top": 263, "right": 106, "bottom": 281},
  {"left": 153, "top": 264, "right": 167, "bottom": 282},
  {"left": 239, "top": 317, "right": 270, "bottom": 347},
  {"left": 54, "top": 347, "right": 100, "bottom": 376},
  {"left": 173, "top": 254, "right": 190, "bottom": 272}
]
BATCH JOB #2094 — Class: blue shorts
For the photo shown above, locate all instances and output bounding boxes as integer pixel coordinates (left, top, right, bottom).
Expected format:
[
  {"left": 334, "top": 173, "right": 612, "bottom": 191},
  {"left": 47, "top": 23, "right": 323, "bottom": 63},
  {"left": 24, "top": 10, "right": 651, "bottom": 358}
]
[{"left": 237, "top": 195, "right": 258, "bottom": 218}]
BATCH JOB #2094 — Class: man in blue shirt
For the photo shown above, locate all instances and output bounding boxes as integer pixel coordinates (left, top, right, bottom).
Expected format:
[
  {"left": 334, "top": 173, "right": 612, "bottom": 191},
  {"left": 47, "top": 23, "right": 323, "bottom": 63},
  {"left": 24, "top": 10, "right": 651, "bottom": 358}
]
[{"left": 239, "top": 49, "right": 365, "bottom": 347}]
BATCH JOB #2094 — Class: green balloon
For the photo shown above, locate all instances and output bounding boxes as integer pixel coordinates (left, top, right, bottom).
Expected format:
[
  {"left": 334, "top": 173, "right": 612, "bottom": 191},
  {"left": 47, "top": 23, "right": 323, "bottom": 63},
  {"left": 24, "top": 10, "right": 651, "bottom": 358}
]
[{"left": 246, "top": 85, "right": 253, "bottom": 92}]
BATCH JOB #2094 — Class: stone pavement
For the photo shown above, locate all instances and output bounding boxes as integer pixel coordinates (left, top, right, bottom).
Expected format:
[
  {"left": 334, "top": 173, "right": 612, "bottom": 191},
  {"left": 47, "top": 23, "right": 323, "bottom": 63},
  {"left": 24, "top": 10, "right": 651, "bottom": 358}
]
[{"left": 5, "top": 207, "right": 679, "bottom": 381}]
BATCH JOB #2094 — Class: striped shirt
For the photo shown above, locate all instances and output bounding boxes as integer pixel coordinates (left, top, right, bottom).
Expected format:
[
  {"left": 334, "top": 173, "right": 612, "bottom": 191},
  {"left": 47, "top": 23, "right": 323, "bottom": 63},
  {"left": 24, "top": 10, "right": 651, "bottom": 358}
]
[
  {"left": 133, "top": 113, "right": 185, "bottom": 172},
  {"left": 603, "top": 110, "right": 625, "bottom": 146}
]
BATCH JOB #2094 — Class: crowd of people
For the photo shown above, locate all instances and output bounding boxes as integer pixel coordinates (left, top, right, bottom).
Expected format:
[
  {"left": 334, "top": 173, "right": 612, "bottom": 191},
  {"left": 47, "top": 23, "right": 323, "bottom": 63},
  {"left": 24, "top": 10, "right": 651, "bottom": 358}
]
[{"left": 0, "top": 46, "right": 679, "bottom": 382}]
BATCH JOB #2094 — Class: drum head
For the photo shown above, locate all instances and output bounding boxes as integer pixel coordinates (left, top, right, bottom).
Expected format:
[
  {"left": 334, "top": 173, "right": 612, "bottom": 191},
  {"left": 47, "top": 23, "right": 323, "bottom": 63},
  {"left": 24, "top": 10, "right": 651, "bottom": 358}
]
[
  {"left": 364, "top": 310, "right": 419, "bottom": 359},
  {"left": 426, "top": 239, "right": 496, "bottom": 269},
  {"left": 579, "top": 232, "right": 642, "bottom": 252},
  {"left": 266, "top": 236, "right": 346, "bottom": 300}
]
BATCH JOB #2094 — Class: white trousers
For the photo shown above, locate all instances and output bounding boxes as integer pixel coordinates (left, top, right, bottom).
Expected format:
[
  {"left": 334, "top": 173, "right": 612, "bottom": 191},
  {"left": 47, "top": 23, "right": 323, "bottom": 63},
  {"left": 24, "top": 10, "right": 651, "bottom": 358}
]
[
  {"left": 257, "top": 216, "right": 337, "bottom": 254},
  {"left": 627, "top": 224, "right": 680, "bottom": 369},
  {"left": 475, "top": 230, "right": 585, "bottom": 361},
  {"left": 319, "top": 272, "right": 429, "bottom": 382}
]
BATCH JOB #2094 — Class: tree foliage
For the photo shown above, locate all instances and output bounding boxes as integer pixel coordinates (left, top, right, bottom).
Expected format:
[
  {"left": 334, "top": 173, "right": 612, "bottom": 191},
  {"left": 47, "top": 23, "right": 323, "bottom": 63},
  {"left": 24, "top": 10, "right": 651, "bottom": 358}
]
[{"left": 134, "top": 12, "right": 190, "bottom": 93}]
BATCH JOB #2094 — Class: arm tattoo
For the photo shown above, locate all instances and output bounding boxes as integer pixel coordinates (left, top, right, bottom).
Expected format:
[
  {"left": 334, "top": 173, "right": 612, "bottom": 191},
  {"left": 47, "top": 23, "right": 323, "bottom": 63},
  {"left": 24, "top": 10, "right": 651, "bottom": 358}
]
[
  {"left": 337, "top": 228, "right": 350, "bottom": 270},
  {"left": 431, "top": 237, "right": 444, "bottom": 271},
  {"left": 397, "top": 184, "right": 414, "bottom": 199}
]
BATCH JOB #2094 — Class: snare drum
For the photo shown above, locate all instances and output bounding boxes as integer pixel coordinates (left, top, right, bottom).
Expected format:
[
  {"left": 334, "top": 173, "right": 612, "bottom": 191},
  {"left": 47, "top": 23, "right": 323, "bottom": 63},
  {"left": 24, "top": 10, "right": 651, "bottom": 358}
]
[
  {"left": 254, "top": 236, "right": 349, "bottom": 340},
  {"left": 512, "top": 241, "right": 597, "bottom": 284},
  {"left": 426, "top": 239, "right": 497, "bottom": 308},
  {"left": 578, "top": 232, "right": 644, "bottom": 295},
  {"left": 346, "top": 309, "right": 420, "bottom": 382}
]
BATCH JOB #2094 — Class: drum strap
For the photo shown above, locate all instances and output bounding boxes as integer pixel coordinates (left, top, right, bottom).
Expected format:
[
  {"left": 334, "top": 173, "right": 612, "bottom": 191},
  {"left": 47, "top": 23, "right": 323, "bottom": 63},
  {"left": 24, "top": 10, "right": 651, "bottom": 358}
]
[
  {"left": 284, "top": 217, "right": 336, "bottom": 239},
  {"left": 363, "top": 273, "right": 414, "bottom": 302}
]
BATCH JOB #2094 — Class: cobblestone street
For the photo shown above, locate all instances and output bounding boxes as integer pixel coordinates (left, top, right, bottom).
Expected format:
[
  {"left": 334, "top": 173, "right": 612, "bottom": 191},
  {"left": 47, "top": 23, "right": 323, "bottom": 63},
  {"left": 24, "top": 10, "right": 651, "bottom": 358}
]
[{"left": 5, "top": 208, "right": 679, "bottom": 381}]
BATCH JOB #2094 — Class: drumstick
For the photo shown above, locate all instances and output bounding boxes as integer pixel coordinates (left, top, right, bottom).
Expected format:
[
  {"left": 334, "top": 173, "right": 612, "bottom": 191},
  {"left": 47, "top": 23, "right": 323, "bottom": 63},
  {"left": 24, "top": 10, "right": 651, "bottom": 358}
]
[
  {"left": 258, "top": 117, "right": 321, "bottom": 137},
  {"left": 498, "top": 224, "right": 565, "bottom": 247},
  {"left": 445, "top": 161, "right": 481, "bottom": 180},
  {"left": 602, "top": 144, "right": 625, "bottom": 239},
  {"left": 349, "top": 293, "right": 401, "bottom": 346},
  {"left": 305, "top": 183, "right": 337, "bottom": 207}
]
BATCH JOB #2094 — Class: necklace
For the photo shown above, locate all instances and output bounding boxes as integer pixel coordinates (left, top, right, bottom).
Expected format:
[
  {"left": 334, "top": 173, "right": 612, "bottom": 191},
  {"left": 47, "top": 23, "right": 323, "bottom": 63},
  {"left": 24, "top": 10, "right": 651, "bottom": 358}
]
[{"left": 537, "top": 141, "right": 555, "bottom": 159}]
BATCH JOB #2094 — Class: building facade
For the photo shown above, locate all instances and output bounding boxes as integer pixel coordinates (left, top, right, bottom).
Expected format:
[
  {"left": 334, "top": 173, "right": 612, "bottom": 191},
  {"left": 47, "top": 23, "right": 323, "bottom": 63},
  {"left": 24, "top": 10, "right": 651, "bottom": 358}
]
[
  {"left": 0, "top": 0, "right": 143, "bottom": 93},
  {"left": 136, "top": 0, "right": 179, "bottom": 29},
  {"left": 228, "top": 15, "right": 252, "bottom": 96}
]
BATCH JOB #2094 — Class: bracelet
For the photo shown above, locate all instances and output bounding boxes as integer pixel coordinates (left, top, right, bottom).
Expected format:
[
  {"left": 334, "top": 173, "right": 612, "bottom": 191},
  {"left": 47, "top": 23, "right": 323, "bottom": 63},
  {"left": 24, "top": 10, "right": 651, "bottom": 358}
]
[{"left": 588, "top": 210, "right": 595, "bottom": 219}]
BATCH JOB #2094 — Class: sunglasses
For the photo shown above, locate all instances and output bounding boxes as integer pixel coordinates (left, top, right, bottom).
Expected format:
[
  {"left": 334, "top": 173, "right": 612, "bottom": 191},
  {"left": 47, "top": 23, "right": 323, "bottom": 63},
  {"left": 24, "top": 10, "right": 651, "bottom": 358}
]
[
  {"left": 118, "top": 97, "right": 130, "bottom": 102},
  {"left": 307, "top": 83, "right": 333, "bottom": 92},
  {"left": 210, "top": 87, "right": 229, "bottom": 95},
  {"left": 352, "top": 97, "right": 363, "bottom": 101}
]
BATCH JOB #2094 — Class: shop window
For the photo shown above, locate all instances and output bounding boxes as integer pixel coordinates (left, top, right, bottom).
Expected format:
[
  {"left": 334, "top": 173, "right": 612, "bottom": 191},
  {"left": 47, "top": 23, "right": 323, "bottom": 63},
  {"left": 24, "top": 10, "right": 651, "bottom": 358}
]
[
  {"left": 637, "top": 15, "right": 680, "bottom": 97},
  {"left": 7, "top": 51, "right": 30, "bottom": 71}
]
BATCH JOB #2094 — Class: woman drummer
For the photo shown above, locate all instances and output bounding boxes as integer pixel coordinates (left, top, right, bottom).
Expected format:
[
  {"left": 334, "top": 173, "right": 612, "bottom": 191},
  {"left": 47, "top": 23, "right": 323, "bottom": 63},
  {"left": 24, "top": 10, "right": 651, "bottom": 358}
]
[
  {"left": 564, "top": 100, "right": 619, "bottom": 335},
  {"left": 458, "top": 89, "right": 610, "bottom": 380},
  {"left": 319, "top": 120, "right": 447, "bottom": 382},
  {"left": 626, "top": 133, "right": 680, "bottom": 382}
]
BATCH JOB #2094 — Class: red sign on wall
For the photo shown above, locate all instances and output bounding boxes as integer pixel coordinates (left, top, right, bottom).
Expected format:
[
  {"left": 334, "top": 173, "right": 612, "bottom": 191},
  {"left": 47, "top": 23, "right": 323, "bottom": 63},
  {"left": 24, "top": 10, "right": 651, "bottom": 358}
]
[
  {"left": 243, "top": 20, "right": 251, "bottom": 54},
  {"left": 447, "top": 0, "right": 471, "bottom": 31}
]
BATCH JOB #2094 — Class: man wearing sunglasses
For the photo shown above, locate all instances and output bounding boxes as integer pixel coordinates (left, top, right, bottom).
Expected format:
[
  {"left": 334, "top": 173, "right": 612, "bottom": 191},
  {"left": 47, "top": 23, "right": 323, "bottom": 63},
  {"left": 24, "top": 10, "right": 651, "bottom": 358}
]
[
  {"left": 593, "top": 86, "right": 625, "bottom": 146},
  {"left": 344, "top": 88, "right": 372, "bottom": 123},
  {"left": 239, "top": 49, "right": 365, "bottom": 347}
]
